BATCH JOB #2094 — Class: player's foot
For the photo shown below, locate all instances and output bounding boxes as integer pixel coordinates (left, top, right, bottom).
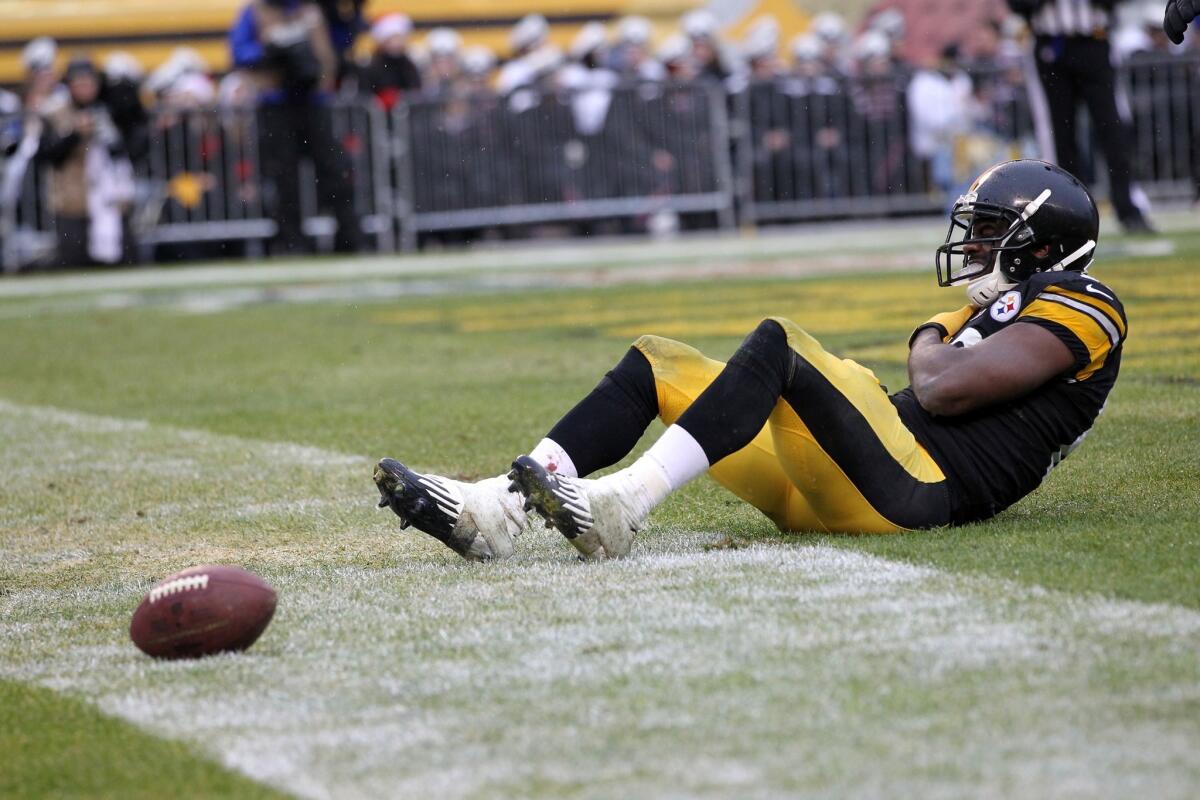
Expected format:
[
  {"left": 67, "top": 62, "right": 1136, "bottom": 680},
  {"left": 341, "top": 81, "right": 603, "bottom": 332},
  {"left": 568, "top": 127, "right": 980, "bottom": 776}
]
[
  {"left": 373, "top": 458, "right": 525, "bottom": 561},
  {"left": 506, "top": 455, "right": 647, "bottom": 560}
]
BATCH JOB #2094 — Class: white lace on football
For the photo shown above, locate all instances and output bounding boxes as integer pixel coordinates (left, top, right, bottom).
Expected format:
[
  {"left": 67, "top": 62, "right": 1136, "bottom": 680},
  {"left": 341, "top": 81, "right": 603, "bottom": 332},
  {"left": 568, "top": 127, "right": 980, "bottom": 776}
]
[{"left": 148, "top": 574, "right": 210, "bottom": 603}]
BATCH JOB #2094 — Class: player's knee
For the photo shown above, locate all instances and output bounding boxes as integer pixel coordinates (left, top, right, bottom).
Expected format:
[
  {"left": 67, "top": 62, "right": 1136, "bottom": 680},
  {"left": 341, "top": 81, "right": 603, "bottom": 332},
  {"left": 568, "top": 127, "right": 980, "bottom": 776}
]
[
  {"left": 632, "top": 334, "right": 704, "bottom": 371},
  {"left": 747, "top": 318, "right": 792, "bottom": 359},
  {"left": 727, "top": 319, "right": 794, "bottom": 387}
]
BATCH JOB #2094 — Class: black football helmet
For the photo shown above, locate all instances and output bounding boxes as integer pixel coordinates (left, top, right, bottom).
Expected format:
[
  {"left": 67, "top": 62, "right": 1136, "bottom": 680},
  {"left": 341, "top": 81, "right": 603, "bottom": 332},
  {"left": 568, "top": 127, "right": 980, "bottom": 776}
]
[{"left": 935, "top": 160, "right": 1099, "bottom": 305}]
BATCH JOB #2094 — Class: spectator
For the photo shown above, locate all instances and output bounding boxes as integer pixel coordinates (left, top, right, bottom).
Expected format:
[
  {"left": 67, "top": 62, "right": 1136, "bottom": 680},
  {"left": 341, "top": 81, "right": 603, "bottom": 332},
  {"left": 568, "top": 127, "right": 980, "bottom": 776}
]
[
  {"left": 811, "top": 12, "right": 852, "bottom": 77},
  {"left": 907, "top": 45, "right": 974, "bottom": 203},
  {"left": 612, "top": 17, "right": 666, "bottom": 81},
  {"left": 497, "top": 14, "right": 553, "bottom": 95},
  {"left": 787, "top": 34, "right": 843, "bottom": 95},
  {"left": 560, "top": 20, "right": 615, "bottom": 97},
  {"left": 101, "top": 52, "right": 150, "bottom": 170},
  {"left": 863, "top": 0, "right": 1010, "bottom": 66},
  {"left": 423, "top": 28, "right": 464, "bottom": 96},
  {"left": 742, "top": 16, "right": 783, "bottom": 80},
  {"left": 852, "top": 31, "right": 913, "bottom": 195},
  {"left": 782, "top": 34, "right": 852, "bottom": 200},
  {"left": 682, "top": 8, "right": 738, "bottom": 84},
  {"left": 658, "top": 34, "right": 697, "bottom": 81},
  {"left": 743, "top": 18, "right": 793, "bottom": 205},
  {"left": 230, "top": 0, "right": 362, "bottom": 254},
  {"left": 145, "top": 48, "right": 210, "bottom": 101},
  {"left": 459, "top": 46, "right": 496, "bottom": 93},
  {"left": 1, "top": 38, "right": 61, "bottom": 233},
  {"left": 362, "top": 14, "right": 421, "bottom": 109},
  {"left": 867, "top": 8, "right": 907, "bottom": 50},
  {"left": 38, "top": 57, "right": 135, "bottom": 267}
]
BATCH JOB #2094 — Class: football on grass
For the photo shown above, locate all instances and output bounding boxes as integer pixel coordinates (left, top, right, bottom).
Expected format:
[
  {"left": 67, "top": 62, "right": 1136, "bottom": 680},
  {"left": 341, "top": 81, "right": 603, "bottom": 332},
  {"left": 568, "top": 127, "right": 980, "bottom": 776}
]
[{"left": 130, "top": 565, "right": 276, "bottom": 659}]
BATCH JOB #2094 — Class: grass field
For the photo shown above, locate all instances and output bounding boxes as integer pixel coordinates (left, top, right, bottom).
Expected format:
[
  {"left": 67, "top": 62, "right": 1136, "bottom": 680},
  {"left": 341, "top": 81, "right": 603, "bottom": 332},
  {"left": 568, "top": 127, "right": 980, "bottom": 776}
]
[{"left": 1, "top": 222, "right": 1198, "bottom": 798}]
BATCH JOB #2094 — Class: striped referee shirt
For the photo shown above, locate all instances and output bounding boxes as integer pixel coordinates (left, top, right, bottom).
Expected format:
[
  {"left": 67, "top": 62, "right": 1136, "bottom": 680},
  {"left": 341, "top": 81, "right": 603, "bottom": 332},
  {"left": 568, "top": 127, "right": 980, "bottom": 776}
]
[{"left": 1029, "top": 0, "right": 1111, "bottom": 37}]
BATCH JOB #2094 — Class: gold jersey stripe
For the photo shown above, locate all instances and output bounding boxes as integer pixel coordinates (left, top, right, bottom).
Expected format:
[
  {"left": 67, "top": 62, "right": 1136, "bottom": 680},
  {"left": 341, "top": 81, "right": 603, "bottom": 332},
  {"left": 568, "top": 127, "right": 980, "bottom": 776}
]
[
  {"left": 1020, "top": 299, "right": 1111, "bottom": 381},
  {"left": 1042, "top": 286, "right": 1126, "bottom": 338}
]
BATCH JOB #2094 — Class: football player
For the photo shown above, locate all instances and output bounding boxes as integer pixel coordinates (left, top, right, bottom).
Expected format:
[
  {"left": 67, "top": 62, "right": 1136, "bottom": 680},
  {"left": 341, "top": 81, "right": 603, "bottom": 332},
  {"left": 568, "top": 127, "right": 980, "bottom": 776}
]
[
  {"left": 375, "top": 160, "right": 1126, "bottom": 561},
  {"left": 1164, "top": 0, "right": 1198, "bottom": 43}
]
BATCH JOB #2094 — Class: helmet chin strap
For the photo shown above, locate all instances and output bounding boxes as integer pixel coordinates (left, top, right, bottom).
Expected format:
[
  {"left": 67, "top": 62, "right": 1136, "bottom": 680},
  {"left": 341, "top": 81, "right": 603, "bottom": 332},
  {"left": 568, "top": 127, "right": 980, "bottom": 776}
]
[
  {"left": 964, "top": 237, "right": 1097, "bottom": 307},
  {"left": 957, "top": 189, "right": 1054, "bottom": 306},
  {"left": 966, "top": 267, "right": 1014, "bottom": 307}
]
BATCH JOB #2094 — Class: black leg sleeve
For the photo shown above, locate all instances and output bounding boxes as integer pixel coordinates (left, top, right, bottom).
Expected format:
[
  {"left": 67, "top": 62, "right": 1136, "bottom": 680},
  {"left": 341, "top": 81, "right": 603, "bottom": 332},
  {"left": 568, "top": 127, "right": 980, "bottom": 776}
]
[
  {"left": 545, "top": 346, "right": 659, "bottom": 477},
  {"left": 676, "top": 319, "right": 793, "bottom": 465}
]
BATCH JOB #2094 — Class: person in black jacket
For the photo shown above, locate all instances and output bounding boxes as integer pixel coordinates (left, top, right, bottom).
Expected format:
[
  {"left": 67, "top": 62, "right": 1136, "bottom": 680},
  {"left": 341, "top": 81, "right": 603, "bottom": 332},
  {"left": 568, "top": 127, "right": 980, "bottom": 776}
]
[{"left": 361, "top": 14, "right": 421, "bottom": 110}]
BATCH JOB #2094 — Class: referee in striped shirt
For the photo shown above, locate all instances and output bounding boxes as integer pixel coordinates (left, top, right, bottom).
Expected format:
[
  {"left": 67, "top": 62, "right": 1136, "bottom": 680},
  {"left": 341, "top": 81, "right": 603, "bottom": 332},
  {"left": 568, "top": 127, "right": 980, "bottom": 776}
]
[{"left": 1009, "top": 0, "right": 1155, "bottom": 233}]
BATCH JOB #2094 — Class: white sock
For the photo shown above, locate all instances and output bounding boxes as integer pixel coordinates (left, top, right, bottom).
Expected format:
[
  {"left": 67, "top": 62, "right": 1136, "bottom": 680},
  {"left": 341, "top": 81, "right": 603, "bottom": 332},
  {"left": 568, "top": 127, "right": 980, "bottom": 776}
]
[
  {"left": 609, "top": 424, "right": 711, "bottom": 518},
  {"left": 642, "top": 424, "right": 710, "bottom": 490},
  {"left": 529, "top": 437, "right": 579, "bottom": 479}
]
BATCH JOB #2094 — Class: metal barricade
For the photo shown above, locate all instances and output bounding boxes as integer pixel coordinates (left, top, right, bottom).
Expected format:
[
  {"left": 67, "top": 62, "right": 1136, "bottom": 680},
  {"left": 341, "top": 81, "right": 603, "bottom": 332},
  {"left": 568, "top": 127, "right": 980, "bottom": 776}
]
[
  {"left": 140, "top": 106, "right": 274, "bottom": 255},
  {"left": 3, "top": 55, "right": 1199, "bottom": 271},
  {"left": 1121, "top": 51, "right": 1200, "bottom": 201},
  {"left": 736, "top": 74, "right": 939, "bottom": 225},
  {"left": 392, "top": 82, "right": 737, "bottom": 249},
  {"left": 297, "top": 100, "right": 395, "bottom": 251},
  {"left": 1, "top": 114, "right": 56, "bottom": 272},
  {"left": 144, "top": 101, "right": 393, "bottom": 256}
]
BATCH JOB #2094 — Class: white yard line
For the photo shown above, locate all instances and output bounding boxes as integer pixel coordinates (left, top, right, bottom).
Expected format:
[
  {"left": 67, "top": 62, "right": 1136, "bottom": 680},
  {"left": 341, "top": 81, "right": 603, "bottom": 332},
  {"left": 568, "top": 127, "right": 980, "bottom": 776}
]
[
  {"left": 0, "top": 222, "right": 946, "bottom": 299},
  {"left": 0, "top": 207, "right": 1189, "bottom": 302},
  {"left": 0, "top": 253, "right": 932, "bottom": 320},
  {"left": 2, "top": 399, "right": 1199, "bottom": 799}
]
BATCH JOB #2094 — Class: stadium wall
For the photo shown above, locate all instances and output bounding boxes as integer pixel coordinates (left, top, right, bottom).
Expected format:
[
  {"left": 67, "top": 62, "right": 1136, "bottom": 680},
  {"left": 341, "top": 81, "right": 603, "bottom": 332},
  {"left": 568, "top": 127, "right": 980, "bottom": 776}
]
[{"left": 0, "top": 0, "right": 820, "bottom": 87}]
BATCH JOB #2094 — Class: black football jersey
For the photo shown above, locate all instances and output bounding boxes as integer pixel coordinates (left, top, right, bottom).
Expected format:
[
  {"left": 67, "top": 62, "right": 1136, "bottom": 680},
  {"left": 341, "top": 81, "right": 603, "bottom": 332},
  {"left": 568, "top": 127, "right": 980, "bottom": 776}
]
[{"left": 892, "top": 270, "right": 1127, "bottom": 524}]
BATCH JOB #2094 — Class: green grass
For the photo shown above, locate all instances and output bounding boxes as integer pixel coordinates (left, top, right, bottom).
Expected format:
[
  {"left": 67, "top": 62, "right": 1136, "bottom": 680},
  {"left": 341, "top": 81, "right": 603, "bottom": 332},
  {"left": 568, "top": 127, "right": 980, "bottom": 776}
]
[
  {"left": 0, "top": 232, "right": 1197, "bottom": 798},
  {"left": 0, "top": 257, "right": 1196, "bottom": 605},
  {"left": 0, "top": 678, "right": 287, "bottom": 799}
]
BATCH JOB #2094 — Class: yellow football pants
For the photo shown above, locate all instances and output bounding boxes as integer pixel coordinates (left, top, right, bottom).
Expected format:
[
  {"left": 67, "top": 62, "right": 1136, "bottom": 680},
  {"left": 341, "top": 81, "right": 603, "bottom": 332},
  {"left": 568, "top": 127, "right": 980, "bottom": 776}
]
[{"left": 632, "top": 318, "right": 948, "bottom": 533}]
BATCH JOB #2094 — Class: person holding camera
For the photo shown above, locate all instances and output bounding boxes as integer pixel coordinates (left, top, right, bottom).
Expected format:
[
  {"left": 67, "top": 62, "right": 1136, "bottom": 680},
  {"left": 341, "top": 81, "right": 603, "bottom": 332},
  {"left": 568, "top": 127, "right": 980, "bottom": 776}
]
[
  {"left": 37, "top": 57, "right": 136, "bottom": 268},
  {"left": 230, "top": 0, "right": 362, "bottom": 254},
  {"left": 1008, "top": 0, "right": 1154, "bottom": 234}
]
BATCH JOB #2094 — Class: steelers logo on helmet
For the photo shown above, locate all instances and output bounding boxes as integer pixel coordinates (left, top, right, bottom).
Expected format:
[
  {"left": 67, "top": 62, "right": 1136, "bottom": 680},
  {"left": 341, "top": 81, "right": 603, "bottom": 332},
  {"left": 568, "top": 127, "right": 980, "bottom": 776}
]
[{"left": 934, "top": 160, "right": 1100, "bottom": 306}]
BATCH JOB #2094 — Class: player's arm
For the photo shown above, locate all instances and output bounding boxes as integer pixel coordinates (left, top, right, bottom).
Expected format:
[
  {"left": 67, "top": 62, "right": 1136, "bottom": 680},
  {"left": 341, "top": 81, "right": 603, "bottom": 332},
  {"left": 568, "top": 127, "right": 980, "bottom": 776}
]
[{"left": 907, "top": 323, "right": 1075, "bottom": 417}]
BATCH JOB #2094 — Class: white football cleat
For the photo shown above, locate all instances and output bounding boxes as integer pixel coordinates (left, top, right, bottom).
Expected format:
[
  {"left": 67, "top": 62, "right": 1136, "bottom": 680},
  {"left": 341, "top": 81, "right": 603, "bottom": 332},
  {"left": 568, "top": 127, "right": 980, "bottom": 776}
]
[
  {"left": 374, "top": 458, "right": 526, "bottom": 561},
  {"left": 506, "top": 455, "right": 648, "bottom": 560}
]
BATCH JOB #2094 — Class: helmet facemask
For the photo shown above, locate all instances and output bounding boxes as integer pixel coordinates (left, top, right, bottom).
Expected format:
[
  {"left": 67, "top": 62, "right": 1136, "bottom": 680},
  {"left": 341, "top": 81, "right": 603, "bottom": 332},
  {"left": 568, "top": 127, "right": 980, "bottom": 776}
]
[{"left": 935, "top": 188, "right": 1072, "bottom": 305}]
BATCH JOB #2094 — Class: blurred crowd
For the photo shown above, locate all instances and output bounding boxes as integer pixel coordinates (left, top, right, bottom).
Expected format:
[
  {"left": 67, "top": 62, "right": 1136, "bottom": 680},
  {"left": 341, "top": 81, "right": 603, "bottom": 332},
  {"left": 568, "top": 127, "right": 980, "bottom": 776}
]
[{"left": 1, "top": 0, "right": 1195, "bottom": 267}]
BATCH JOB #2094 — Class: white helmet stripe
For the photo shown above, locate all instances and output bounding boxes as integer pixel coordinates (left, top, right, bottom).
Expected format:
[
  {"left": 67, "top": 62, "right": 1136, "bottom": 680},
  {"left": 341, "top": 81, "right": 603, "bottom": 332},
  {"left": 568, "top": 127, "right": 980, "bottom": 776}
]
[
  {"left": 1019, "top": 188, "right": 1053, "bottom": 222},
  {"left": 999, "top": 188, "right": 1053, "bottom": 247},
  {"left": 1047, "top": 239, "right": 1096, "bottom": 272}
]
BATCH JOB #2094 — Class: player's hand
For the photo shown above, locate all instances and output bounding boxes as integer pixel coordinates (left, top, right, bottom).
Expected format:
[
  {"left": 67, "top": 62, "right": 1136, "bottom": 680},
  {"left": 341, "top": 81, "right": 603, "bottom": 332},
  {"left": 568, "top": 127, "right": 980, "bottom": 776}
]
[
  {"left": 909, "top": 305, "right": 977, "bottom": 348},
  {"left": 1165, "top": 0, "right": 1199, "bottom": 45}
]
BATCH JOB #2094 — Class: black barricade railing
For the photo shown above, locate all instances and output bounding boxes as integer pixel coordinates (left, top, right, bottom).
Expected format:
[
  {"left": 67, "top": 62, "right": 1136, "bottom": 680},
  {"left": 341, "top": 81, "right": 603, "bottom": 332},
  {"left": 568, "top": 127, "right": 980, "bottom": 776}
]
[
  {"left": 1120, "top": 51, "right": 1200, "bottom": 200},
  {"left": 144, "top": 102, "right": 392, "bottom": 255},
  {"left": 392, "top": 81, "right": 736, "bottom": 247},
  {"left": 736, "top": 73, "right": 940, "bottom": 223},
  {"left": 143, "top": 106, "right": 273, "bottom": 247},
  {"left": 1, "top": 114, "right": 56, "bottom": 271},
  {"left": 296, "top": 101, "right": 395, "bottom": 250},
  {"left": 2, "top": 54, "right": 1198, "bottom": 270}
]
